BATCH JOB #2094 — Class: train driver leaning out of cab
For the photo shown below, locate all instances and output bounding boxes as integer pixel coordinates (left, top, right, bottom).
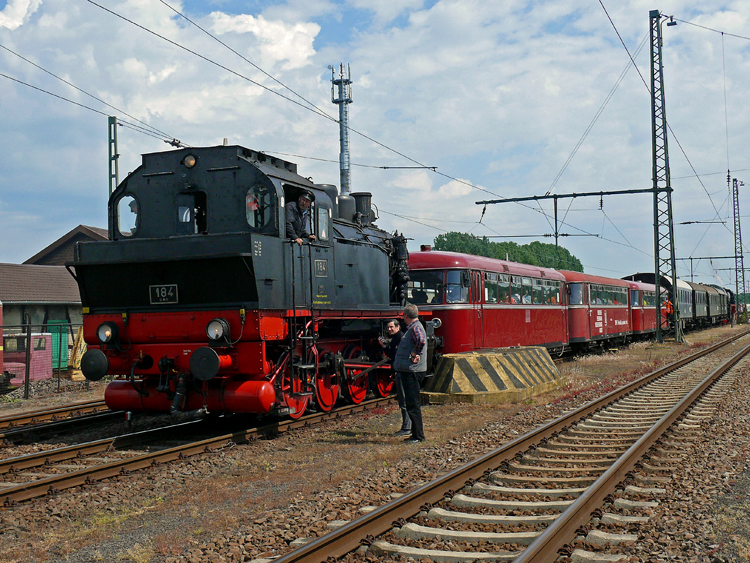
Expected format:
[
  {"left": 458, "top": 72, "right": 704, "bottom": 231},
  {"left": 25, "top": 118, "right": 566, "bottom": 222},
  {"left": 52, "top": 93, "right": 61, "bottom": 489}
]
[{"left": 286, "top": 190, "right": 317, "bottom": 246}]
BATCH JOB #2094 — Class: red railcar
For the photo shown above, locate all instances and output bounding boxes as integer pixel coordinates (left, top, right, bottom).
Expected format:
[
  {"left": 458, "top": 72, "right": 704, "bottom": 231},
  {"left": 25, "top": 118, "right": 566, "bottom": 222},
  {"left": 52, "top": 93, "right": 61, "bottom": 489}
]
[
  {"left": 626, "top": 280, "right": 658, "bottom": 337},
  {"left": 407, "top": 251, "right": 569, "bottom": 354},
  {"left": 0, "top": 300, "right": 4, "bottom": 377},
  {"left": 557, "top": 271, "right": 631, "bottom": 348}
]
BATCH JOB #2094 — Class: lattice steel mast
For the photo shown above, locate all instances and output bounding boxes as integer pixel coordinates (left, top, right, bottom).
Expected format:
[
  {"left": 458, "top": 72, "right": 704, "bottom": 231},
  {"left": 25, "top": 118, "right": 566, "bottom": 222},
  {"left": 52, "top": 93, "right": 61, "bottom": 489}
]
[
  {"left": 733, "top": 177, "right": 745, "bottom": 318},
  {"left": 650, "top": 10, "right": 682, "bottom": 343}
]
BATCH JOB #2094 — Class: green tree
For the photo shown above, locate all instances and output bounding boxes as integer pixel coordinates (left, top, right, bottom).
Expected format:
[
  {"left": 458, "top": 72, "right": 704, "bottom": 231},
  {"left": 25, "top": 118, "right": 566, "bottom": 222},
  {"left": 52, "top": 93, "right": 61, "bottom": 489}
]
[{"left": 432, "top": 232, "right": 583, "bottom": 272}]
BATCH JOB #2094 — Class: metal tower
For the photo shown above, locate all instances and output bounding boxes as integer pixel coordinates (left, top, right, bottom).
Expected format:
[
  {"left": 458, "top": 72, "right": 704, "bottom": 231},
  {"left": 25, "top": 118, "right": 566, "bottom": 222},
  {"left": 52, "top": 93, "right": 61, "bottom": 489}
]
[
  {"left": 649, "top": 10, "right": 682, "bottom": 343},
  {"left": 733, "top": 177, "right": 745, "bottom": 318},
  {"left": 330, "top": 63, "right": 353, "bottom": 195}
]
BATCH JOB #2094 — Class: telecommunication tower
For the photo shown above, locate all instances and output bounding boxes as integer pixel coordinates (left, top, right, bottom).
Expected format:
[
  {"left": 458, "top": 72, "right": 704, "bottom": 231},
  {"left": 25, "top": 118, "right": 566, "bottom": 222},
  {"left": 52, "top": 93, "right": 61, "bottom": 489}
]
[{"left": 330, "top": 63, "right": 353, "bottom": 195}]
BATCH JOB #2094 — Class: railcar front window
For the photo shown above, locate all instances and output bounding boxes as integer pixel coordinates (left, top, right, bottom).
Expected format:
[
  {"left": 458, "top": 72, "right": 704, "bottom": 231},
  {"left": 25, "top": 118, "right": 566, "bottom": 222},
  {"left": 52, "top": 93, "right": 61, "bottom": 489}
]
[
  {"left": 117, "top": 195, "right": 138, "bottom": 237},
  {"left": 446, "top": 270, "right": 469, "bottom": 303},
  {"left": 569, "top": 283, "right": 583, "bottom": 305},
  {"left": 408, "top": 270, "right": 444, "bottom": 304},
  {"left": 631, "top": 290, "right": 640, "bottom": 307}
]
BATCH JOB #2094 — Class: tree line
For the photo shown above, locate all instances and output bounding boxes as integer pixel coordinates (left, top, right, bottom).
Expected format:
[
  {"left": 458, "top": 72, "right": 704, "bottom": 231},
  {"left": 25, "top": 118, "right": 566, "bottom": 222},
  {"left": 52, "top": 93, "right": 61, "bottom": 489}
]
[{"left": 432, "top": 232, "right": 584, "bottom": 272}]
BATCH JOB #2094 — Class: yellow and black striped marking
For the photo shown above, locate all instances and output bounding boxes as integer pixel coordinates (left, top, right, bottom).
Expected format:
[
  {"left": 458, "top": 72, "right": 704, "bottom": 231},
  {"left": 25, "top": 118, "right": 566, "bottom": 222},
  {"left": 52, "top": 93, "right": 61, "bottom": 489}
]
[{"left": 422, "top": 346, "right": 566, "bottom": 404}]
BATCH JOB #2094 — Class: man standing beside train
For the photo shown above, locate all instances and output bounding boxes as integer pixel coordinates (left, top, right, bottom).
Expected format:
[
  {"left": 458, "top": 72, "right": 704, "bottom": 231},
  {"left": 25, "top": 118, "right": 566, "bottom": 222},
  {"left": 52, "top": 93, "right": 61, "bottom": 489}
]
[
  {"left": 286, "top": 190, "right": 317, "bottom": 246},
  {"left": 393, "top": 303, "right": 427, "bottom": 443},
  {"left": 379, "top": 319, "right": 410, "bottom": 436}
]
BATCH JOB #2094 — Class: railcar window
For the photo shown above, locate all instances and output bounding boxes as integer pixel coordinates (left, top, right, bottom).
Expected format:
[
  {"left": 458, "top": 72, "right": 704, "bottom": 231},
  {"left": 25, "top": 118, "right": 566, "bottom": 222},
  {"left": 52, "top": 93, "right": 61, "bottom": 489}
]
[
  {"left": 4, "top": 337, "right": 19, "bottom": 352},
  {"left": 550, "top": 281, "right": 561, "bottom": 304},
  {"left": 117, "top": 195, "right": 138, "bottom": 237},
  {"left": 246, "top": 184, "right": 276, "bottom": 232},
  {"left": 408, "top": 270, "right": 444, "bottom": 304},
  {"left": 446, "top": 270, "right": 469, "bottom": 303},
  {"left": 631, "top": 290, "right": 640, "bottom": 307},
  {"left": 510, "top": 276, "right": 522, "bottom": 304},
  {"left": 498, "top": 274, "right": 511, "bottom": 303},
  {"left": 522, "top": 277, "right": 532, "bottom": 304},
  {"left": 533, "top": 279, "right": 543, "bottom": 305},
  {"left": 484, "top": 273, "right": 498, "bottom": 303},
  {"left": 569, "top": 283, "right": 583, "bottom": 305}
]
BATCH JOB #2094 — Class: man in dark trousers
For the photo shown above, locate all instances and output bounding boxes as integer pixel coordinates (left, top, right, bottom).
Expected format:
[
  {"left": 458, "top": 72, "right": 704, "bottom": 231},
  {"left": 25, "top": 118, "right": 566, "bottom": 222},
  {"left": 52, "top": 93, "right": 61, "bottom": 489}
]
[
  {"left": 378, "top": 319, "right": 410, "bottom": 436},
  {"left": 393, "top": 303, "right": 427, "bottom": 443},
  {"left": 286, "top": 190, "right": 317, "bottom": 245}
]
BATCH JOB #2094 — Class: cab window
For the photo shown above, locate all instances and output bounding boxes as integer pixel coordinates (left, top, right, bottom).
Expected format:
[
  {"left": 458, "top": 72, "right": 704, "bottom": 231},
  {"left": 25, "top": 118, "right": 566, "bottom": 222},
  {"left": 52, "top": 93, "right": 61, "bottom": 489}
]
[
  {"left": 246, "top": 184, "right": 277, "bottom": 232},
  {"left": 317, "top": 207, "right": 330, "bottom": 241},
  {"left": 176, "top": 192, "right": 207, "bottom": 235},
  {"left": 117, "top": 195, "right": 139, "bottom": 237}
]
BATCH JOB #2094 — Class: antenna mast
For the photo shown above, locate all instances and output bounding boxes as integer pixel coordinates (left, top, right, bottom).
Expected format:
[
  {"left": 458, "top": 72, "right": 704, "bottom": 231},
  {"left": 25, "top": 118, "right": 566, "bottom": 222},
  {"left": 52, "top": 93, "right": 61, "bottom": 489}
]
[{"left": 330, "top": 63, "right": 353, "bottom": 194}]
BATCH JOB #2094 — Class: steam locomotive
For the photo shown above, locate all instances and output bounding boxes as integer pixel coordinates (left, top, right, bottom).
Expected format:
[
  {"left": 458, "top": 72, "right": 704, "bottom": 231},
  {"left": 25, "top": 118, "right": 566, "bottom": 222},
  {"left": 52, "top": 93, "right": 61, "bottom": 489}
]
[{"left": 74, "top": 145, "right": 414, "bottom": 419}]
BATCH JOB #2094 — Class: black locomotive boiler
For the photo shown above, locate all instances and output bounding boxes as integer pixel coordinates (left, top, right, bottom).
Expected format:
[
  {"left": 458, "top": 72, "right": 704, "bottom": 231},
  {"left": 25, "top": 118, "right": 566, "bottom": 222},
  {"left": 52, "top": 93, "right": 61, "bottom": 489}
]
[{"left": 74, "top": 145, "right": 411, "bottom": 418}]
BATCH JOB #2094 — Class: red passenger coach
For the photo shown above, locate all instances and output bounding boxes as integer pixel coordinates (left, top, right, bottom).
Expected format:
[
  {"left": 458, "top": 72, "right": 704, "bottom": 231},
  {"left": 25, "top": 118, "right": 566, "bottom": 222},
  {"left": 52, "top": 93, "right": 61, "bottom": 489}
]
[
  {"left": 559, "top": 271, "right": 631, "bottom": 349},
  {"left": 408, "top": 251, "right": 569, "bottom": 354},
  {"left": 626, "top": 280, "right": 658, "bottom": 337}
]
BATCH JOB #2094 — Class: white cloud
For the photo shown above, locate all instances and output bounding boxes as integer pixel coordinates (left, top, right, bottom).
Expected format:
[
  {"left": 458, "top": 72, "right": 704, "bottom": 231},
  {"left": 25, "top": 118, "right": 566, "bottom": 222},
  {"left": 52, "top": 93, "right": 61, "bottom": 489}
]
[
  {"left": 210, "top": 12, "right": 320, "bottom": 70},
  {"left": 0, "top": 0, "right": 41, "bottom": 30}
]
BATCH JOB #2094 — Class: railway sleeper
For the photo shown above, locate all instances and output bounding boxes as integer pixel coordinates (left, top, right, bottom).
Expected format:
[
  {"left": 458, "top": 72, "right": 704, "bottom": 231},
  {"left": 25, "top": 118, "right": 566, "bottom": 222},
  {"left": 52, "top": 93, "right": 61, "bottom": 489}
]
[
  {"left": 368, "top": 540, "right": 518, "bottom": 562},
  {"left": 490, "top": 472, "right": 598, "bottom": 486},
  {"left": 569, "top": 549, "right": 628, "bottom": 562},
  {"left": 451, "top": 492, "right": 574, "bottom": 511},
  {"left": 394, "top": 521, "right": 540, "bottom": 545},
  {"left": 428, "top": 506, "right": 557, "bottom": 525},
  {"left": 469, "top": 482, "right": 586, "bottom": 498}
]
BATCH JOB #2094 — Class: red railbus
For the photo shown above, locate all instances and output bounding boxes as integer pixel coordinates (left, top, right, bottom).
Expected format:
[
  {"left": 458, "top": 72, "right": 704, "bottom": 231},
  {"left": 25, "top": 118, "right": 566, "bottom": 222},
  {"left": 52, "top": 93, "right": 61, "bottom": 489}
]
[
  {"left": 626, "top": 280, "right": 658, "bottom": 337},
  {"left": 408, "top": 250, "right": 569, "bottom": 354},
  {"left": 557, "top": 271, "right": 632, "bottom": 348}
]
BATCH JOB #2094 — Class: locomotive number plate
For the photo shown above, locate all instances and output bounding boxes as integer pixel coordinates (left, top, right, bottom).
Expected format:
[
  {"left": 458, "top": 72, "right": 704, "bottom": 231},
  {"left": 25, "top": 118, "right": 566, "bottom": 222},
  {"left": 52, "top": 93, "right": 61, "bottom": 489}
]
[{"left": 150, "top": 284, "right": 178, "bottom": 304}]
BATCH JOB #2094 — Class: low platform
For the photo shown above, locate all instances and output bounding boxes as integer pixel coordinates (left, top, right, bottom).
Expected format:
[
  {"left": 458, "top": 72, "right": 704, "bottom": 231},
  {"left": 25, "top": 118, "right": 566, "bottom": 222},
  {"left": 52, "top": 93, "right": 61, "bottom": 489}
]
[{"left": 422, "top": 346, "right": 566, "bottom": 404}]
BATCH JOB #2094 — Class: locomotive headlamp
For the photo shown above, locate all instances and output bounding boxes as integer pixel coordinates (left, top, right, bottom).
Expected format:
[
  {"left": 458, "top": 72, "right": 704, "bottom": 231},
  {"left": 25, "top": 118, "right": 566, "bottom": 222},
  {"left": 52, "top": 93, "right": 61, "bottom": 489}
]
[
  {"left": 432, "top": 317, "right": 442, "bottom": 329},
  {"left": 183, "top": 154, "right": 197, "bottom": 168},
  {"left": 206, "top": 318, "right": 230, "bottom": 341},
  {"left": 97, "top": 322, "right": 119, "bottom": 344}
]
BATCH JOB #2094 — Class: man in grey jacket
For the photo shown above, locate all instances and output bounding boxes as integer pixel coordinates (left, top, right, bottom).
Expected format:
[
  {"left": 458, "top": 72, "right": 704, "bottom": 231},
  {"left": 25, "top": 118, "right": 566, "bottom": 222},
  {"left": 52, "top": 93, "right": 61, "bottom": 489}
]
[{"left": 393, "top": 303, "right": 427, "bottom": 443}]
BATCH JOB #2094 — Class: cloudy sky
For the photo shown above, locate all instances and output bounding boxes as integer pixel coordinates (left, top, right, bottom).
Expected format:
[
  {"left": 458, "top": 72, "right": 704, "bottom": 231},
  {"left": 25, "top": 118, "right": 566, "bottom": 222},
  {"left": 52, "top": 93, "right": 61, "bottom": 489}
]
[{"left": 1, "top": 0, "right": 749, "bottom": 287}]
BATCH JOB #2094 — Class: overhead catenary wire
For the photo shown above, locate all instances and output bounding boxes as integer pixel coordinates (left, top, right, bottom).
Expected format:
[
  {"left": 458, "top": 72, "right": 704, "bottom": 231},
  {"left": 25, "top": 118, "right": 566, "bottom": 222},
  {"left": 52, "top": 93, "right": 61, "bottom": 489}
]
[{"left": 0, "top": 71, "right": 170, "bottom": 143}]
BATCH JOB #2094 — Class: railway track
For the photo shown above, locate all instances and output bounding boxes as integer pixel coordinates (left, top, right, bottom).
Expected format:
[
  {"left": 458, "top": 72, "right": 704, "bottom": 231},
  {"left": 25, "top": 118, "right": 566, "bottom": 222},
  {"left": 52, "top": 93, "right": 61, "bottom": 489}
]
[
  {"left": 0, "top": 399, "right": 108, "bottom": 429},
  {"left": 0, "top": 399, "right": 121, "bottom": 445},
  {"left": 272, "top": 330, "right": 750, "bottom": 563},
  {"left": 0, "top": 396, "right": 394, "bottom": 506}
]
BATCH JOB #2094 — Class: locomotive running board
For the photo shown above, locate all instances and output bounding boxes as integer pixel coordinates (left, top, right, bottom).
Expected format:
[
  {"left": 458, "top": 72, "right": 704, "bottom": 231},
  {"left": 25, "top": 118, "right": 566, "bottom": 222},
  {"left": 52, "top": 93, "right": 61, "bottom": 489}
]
[{"left": 421, "top": 346, "right": 566, "bottom": 405}]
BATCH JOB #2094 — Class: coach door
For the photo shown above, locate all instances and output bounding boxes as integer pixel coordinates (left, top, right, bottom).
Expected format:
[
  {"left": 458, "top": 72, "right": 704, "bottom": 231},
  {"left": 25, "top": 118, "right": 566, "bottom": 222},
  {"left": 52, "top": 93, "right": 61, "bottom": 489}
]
[{"left": 472, "top": 270, "right": 484, "bottom": 349}]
